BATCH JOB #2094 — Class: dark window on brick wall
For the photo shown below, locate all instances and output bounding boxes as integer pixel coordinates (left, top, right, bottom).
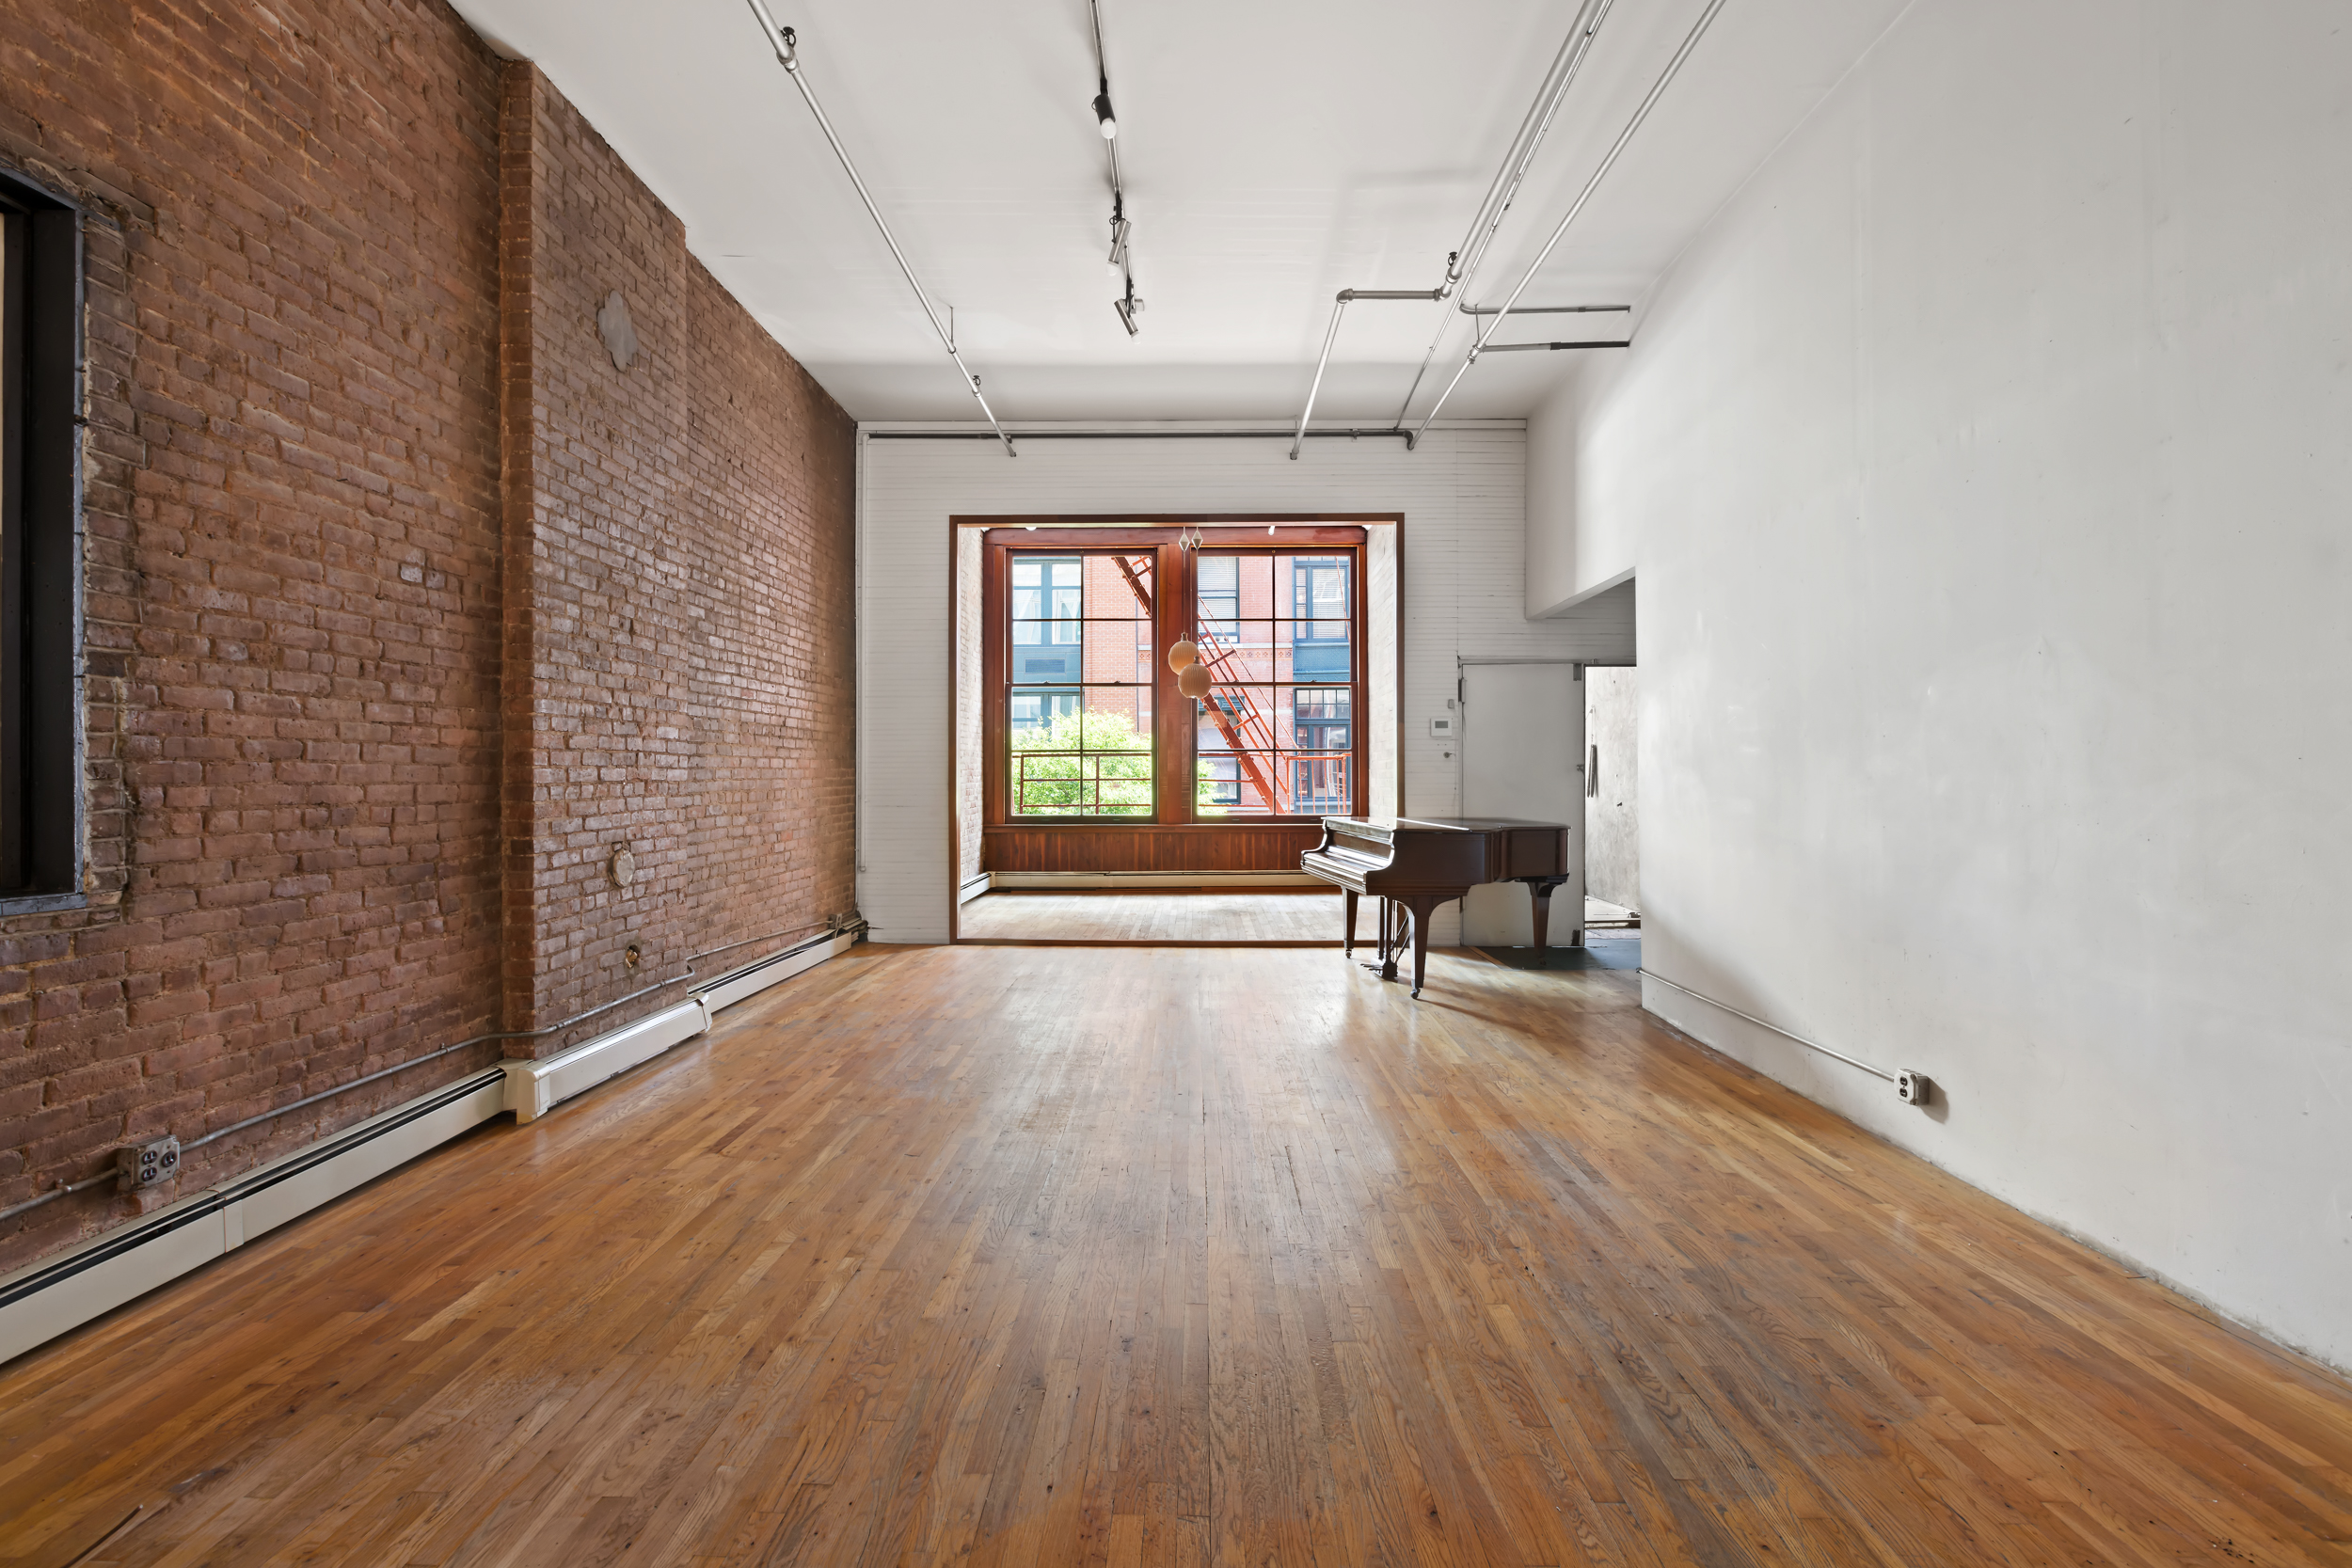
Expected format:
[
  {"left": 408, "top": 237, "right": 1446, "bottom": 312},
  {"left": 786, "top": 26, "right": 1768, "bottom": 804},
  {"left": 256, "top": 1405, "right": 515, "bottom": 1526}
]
[{"left": 0, "top": 167, "right": 83, "bottom": 904}]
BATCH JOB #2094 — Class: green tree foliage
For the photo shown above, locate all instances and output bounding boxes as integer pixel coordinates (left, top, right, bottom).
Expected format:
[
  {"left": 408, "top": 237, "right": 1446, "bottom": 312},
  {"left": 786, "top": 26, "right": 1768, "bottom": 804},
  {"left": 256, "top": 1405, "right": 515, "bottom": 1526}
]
[{"left": 1009, "top": 708, "right": 1151, "bottom": 815}]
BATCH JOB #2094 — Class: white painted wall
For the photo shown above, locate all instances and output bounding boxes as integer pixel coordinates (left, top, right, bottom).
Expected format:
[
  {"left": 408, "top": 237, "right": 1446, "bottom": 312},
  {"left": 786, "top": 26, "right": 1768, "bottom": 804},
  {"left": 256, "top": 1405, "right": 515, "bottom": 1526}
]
[
  {"left": 860, "top": 424, "right": 1595, "bottom": 944},
  {"left": 1526, "top": 0, "right": 2352, "bottom": 1370}
]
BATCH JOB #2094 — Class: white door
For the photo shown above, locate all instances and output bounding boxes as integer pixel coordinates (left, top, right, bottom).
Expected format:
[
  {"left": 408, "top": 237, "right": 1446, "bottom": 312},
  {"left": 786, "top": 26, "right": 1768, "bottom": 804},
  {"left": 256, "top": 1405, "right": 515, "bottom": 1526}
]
[{"left": 1458, "top": 662, "right": 1583, "bottom": 945}]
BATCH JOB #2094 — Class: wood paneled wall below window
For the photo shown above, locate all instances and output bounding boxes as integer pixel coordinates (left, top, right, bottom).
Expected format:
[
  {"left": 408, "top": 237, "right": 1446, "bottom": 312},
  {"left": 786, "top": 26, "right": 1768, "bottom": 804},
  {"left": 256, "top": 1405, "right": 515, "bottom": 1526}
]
[{"left": 982, "top": 824, "right": 1324, "bottom": 874}]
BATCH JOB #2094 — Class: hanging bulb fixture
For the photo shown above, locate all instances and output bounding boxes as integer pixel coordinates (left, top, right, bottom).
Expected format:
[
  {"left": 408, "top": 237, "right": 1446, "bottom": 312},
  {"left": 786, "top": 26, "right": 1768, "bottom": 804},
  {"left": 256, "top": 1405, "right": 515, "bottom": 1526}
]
[{"left": 1166, "top": 523, "right": 1206, "bottom": 691}]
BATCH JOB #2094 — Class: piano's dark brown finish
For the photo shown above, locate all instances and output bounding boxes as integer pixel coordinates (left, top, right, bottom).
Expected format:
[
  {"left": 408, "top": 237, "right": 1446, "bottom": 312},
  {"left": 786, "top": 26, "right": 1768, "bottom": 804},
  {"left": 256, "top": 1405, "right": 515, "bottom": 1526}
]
[{"left": 1299, "top": 816, "right": 1571, "bottom": 996}]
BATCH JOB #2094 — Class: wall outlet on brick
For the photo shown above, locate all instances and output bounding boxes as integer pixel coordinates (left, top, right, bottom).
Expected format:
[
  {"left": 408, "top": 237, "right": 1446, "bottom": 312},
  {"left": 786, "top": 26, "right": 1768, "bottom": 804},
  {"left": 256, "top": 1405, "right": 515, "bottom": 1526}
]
[{"left": 118, "top": 1136, "right": 182, "bottom": 1192}]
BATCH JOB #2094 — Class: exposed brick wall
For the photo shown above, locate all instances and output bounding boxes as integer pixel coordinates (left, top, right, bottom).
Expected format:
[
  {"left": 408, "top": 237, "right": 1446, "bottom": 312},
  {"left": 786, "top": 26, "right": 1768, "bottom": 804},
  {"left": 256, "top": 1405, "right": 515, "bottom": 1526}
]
[
  {"left": 499, "top": 65, "right": 856, "bottom": 1042},
  {"left": 0, "top": 8, "right": 855, "bottom": 1273},
  {"left": 0, "top": 0, "right": 508, "bottom": 1266}
]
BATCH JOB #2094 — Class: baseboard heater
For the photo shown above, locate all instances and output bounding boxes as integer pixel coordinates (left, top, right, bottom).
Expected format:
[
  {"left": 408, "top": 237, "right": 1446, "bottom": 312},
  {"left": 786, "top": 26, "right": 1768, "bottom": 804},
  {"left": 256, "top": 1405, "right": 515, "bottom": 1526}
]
[{"left": 0, "top": 930, "right": 857, "bottom": 1365}]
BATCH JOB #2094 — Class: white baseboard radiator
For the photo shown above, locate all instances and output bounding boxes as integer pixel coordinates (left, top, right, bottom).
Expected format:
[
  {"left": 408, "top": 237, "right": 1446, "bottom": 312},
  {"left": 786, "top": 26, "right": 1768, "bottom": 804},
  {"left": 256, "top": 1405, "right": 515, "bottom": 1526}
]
[{"left": 0, "top": 927, "right": 858, "bottom": 1366}]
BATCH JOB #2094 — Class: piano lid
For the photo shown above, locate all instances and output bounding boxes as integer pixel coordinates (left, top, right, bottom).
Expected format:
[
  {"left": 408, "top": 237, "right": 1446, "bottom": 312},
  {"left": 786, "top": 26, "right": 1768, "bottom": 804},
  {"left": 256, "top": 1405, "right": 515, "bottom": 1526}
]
[{"left": 1322, "top": 816, "right": 1570, "bottom": 836}]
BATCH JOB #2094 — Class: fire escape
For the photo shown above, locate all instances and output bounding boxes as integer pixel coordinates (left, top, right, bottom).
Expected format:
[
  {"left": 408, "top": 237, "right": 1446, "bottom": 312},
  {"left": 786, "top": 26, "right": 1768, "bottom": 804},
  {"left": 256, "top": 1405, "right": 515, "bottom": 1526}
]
[{"left": 1110, "top": 554, "right": 1309, "bottom": 815}]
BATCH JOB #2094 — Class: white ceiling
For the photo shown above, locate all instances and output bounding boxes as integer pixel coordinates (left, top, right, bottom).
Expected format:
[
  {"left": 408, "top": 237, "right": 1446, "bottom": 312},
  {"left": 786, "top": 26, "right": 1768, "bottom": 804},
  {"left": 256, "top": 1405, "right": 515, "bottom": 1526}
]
[{"left": 449, "top": 0, "right": 1913, "bottom": 423}]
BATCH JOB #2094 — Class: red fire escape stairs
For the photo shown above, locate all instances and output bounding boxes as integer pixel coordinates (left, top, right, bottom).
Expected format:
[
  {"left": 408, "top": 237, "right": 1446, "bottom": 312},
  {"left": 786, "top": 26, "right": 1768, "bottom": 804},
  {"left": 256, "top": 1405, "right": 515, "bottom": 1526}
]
[{"left": 1108, "top": 554, "right": 1290, "bottom": 814}]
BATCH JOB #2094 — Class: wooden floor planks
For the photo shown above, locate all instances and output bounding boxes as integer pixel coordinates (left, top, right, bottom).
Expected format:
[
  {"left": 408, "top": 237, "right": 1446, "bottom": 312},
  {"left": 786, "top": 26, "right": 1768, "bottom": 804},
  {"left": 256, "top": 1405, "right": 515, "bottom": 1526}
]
[
  {"left": 956, "top": 891, "right": 1374, "bottom": 943},
  {"left": 0, "top": 942, "right": 2346, "bottom": 1565}
]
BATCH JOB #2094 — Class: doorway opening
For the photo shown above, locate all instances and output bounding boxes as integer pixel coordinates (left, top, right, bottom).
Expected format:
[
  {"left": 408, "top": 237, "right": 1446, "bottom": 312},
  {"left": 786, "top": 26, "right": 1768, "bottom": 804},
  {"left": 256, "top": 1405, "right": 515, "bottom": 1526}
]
[{"left": 950, "top": 515, "right": 1401, "bottom": 944}]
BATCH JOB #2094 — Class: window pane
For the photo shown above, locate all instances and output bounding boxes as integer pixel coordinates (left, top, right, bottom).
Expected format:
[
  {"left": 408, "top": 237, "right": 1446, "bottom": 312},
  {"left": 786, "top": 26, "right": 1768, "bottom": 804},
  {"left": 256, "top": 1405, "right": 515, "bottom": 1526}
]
[
  {"left": 1009, "top": 685, "right": 1153, "bottom": 816},
  {"left": 1279, "top": 616, "right": 1352, "bottom": 681},
  {"left": 1286, "top": 687, "right": 1352, "bottom": 753},
  {"left": 1290, "top": 756, "right": 1352, "bottom": 815},
  {"left": 1010, "top": 640, "right": 1080, "bottom": 682},
  {"left": 1284, "top": 555, "right": 1351, "bottom": 616},
  {"left": 1194, "top": 684, "right": 1277, "bottom": 759},
  {"left": 1195, "top": 555, "right": 1238, "bottom": 640},
  {"left": 1231, "top": 554, "right": 1273, "bottom": 616},
  {"left": 1194, "top": 750, "right": 1279, "bottom": 816},
  {"left": 1011, "top": 555, "right": 1082, "bottom": 653},
  {"left": 1082, "top": 685, "right": 1152, "bottom": 749},
  {"left": 1194, "top": 621, "right": 1276, "bottom": 684},
  {"left": 1009, "top": 686, "right": 1081, "bottom": 737},
  {"left": 1011, "top": 752, "right": 1155, "bottom": 816},
  {"left": 1084, "top": 554, "right": 1153, "bottom": 619},
  {"left": 1083, "top": 619, "right": 1154, "bottom": 685}
]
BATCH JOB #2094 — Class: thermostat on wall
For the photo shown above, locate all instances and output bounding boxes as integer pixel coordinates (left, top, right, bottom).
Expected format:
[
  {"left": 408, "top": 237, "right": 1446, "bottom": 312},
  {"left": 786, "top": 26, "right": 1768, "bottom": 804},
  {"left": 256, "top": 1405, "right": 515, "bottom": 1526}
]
[{"left": 1428, "top": 716, "right": 1456, "bottom": 738}]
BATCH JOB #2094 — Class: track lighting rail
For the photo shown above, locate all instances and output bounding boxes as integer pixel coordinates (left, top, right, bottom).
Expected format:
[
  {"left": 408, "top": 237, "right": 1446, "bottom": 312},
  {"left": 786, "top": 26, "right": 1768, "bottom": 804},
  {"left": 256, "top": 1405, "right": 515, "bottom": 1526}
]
[{"left": 740, "top": 0, "right": 1016, "bottom": 455}]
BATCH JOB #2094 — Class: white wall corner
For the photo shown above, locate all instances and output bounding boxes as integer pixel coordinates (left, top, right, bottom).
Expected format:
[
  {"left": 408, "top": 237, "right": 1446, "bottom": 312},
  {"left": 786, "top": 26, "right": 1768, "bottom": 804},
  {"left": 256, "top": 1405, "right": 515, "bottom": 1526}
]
[{"left": 1522, "top": 371, "right": 1583, "bottom": 619}]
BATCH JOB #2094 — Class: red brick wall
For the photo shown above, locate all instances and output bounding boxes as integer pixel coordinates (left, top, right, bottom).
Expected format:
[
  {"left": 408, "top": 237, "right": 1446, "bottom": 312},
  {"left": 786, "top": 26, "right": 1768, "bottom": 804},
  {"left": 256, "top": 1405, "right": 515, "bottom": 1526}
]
[
  {"left": 0, "top": 8, "right": 855, "bottom": 1274},
  {"left": 499, "top": 65, "right": 856, "bottom": 1042}
]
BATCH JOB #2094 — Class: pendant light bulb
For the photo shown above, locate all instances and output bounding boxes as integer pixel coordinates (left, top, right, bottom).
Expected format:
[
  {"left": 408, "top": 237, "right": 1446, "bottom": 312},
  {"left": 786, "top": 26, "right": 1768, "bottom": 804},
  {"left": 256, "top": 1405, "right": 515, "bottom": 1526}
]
[
  {"left": 1176, "top": 662, "right": 1214, "bottom": 700},
  {"left": 1167, "top": 639, "right": 1198, "bottom": 673},
  {"left": 1093, "top": 89, "right": 1118, "bottom": 139}
]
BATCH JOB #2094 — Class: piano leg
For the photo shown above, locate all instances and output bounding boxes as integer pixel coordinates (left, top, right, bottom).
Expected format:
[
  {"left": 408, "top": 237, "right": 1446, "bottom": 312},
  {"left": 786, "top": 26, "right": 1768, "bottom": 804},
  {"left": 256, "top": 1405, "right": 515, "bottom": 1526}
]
[
  {"left": 1525, "top": 876, "right": 1570, "bottom": 954},
  {"left": 1343, "top": 890, "right": 1359, "bottom": 957},
  {"left": 1398, "top": 895, "right": 1446, "bottom": 998}
]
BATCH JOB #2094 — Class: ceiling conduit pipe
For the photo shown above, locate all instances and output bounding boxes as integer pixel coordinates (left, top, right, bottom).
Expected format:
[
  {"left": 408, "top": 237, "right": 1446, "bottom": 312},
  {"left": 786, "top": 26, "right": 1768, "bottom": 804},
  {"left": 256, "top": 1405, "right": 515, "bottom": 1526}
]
[
  {"left": 1288, "top": 0, "right": 1614, "bottom": 460},
  {"left": 1407, "top": 0, "right": 1733, "bottom": 449},
  {"left": 741, "top": 0, "right": 1017, "bottom": 455},
  {"left": 1290, "top": 288, "right": 1442, "bottom": 460},
  {"left": 1387, "top": 0, "right": 1617, "bottom": 427}
]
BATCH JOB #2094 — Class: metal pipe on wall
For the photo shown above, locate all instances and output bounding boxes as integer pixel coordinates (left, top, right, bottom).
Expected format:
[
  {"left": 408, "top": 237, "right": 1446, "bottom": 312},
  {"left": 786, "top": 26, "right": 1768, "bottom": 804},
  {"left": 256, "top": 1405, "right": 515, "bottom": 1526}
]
[
  {"left": 1408, "top": 0, "right": 1733, "bottom": 447},
  {"left": 740, "top": 0, "right": 1018, "bottom": 455}
]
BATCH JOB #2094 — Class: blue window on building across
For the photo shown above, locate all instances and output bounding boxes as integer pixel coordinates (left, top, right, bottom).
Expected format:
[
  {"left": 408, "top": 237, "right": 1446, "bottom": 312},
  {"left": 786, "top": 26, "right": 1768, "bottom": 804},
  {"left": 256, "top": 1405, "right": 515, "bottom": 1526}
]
[
  {"left": 1011, "top": 556, "right": 1082, "bottom": 682},
  {"left": 1291, "top": 558, "right": 1350, "bottom": 680},
  {"left": 1293, "top": 688, "right": 1349, "bottom": 751}
]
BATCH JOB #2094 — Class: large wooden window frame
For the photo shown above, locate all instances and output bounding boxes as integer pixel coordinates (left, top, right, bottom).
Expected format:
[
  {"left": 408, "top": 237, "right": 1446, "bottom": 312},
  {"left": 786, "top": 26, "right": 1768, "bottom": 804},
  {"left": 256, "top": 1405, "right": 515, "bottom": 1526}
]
[{"left": 980, "top": 525, "right": 1369, "bottom": 831}]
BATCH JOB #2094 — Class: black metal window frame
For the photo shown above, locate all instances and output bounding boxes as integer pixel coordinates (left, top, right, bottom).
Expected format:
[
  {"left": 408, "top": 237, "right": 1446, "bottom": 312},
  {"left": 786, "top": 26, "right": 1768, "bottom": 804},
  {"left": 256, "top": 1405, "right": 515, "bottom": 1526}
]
[{"left": 0, "top": 165, "right": 86, "bottom": 910}]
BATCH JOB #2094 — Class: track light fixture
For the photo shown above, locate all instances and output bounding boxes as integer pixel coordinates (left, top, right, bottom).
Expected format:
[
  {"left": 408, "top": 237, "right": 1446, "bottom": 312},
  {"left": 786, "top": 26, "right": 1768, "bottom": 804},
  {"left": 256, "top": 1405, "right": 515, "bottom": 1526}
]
[
  {"left": 1106, "top": 193, "right": 1132, "bottom": 280},
  {"left": 1089, "top": 0, "right": 1140, "bottom": 335}
]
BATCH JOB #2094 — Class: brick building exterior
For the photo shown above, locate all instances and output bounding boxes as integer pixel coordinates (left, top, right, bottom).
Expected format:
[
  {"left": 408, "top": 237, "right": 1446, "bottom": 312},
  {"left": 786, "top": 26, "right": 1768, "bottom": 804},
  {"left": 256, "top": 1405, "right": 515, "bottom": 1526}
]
[{"left": 0, "top": 0, "right": 855, "bottom": 1275}]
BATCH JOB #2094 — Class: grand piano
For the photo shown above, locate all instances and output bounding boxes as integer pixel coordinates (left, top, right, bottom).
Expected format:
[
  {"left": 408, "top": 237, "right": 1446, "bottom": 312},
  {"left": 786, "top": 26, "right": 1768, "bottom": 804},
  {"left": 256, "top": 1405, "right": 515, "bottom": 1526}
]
[{"left": 1300, "top": 816, "right": 1572, "bottom": 998}]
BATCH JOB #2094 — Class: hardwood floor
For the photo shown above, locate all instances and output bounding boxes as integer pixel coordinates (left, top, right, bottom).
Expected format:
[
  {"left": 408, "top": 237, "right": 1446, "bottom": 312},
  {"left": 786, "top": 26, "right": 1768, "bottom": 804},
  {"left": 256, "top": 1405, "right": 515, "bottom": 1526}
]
[
  {"left": 957, "top": 890, "right": 1378, "bottom": 943},
  {"left": 3, "top": 944, "right": 2347, "bottom": 1565}
]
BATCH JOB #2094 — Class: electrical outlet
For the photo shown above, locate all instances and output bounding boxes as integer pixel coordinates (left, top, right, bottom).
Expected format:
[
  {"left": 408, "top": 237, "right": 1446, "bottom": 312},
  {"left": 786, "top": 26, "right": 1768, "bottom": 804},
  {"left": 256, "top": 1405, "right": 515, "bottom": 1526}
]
[
  {"left": 117, "top": 1135, "right": 181, "bottom": 1192},
  {"left": 1895, "top": 1069, "right": 1931, "bottom": 1106}
]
